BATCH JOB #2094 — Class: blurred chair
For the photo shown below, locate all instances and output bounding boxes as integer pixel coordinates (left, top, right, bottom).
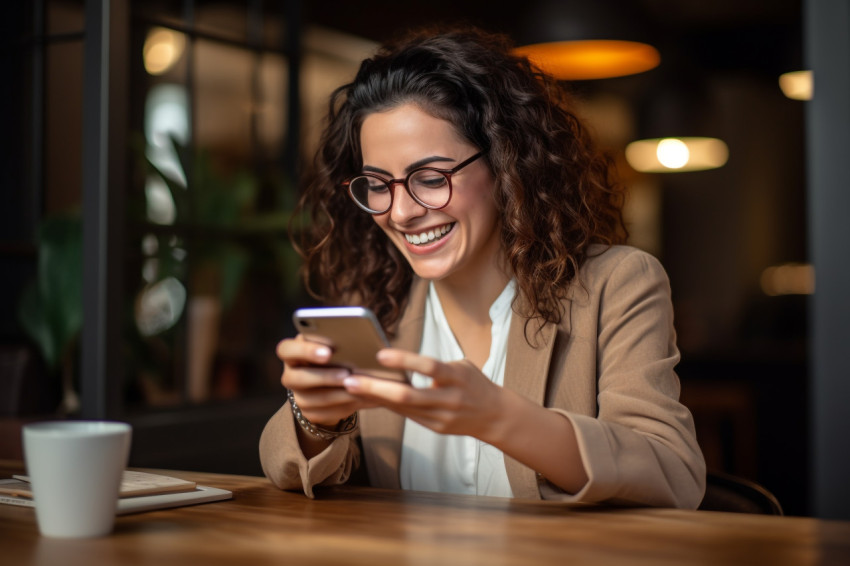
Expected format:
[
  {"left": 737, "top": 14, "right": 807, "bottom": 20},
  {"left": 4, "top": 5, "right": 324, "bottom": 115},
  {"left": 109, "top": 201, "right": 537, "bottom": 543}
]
[{"left": 699, "top": 471, "right": 784, "bottom": 515}]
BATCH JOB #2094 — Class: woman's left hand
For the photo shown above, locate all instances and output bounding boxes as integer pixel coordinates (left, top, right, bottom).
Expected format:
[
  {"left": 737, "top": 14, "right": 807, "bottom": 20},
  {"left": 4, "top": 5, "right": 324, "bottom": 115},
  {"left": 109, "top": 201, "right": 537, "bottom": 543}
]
[{"left": 341, "top": 348, "right": 507, "bottom": 442}]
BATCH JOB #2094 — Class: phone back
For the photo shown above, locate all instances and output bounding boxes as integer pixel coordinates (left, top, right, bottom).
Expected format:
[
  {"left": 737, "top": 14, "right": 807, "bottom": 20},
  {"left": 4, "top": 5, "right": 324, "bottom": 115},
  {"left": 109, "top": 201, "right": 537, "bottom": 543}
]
[{"left": 292, "top": 307, "right": 408, "bottom": 382}]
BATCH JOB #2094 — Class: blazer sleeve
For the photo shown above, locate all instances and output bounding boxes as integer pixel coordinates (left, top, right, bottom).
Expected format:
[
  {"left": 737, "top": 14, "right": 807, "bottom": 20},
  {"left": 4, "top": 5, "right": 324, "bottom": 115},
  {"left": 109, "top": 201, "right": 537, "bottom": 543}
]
[
  {"left": 545, "top": 249, "right": 706, "bottom": 508},
  {"left": 258, "top": 399, "right": 360, "bottom": 497}
]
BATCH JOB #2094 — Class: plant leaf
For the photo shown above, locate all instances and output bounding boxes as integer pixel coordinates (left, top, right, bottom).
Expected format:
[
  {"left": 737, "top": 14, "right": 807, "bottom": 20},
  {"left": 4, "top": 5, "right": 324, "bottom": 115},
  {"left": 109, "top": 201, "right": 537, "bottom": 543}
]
[
  {"left": 18, "top": 282, "right": 59, "bottom": 369},
  {"left": 217, "top": 243, "right": 250, "bottom": 311}
]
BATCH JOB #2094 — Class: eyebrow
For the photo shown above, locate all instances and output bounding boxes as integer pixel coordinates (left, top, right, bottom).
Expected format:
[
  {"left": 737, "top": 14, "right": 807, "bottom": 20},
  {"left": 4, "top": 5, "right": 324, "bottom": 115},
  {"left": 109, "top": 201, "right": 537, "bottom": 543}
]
[{"left": 361, "top": 155, "right": 456, "bottom": 177}]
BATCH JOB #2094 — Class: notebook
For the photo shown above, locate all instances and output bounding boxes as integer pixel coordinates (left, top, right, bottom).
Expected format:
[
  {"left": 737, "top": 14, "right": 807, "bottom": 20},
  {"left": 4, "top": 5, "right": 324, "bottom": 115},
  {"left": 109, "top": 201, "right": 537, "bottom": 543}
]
[{"left": 0, "top": 471, "right": 232, "bottom": 515}]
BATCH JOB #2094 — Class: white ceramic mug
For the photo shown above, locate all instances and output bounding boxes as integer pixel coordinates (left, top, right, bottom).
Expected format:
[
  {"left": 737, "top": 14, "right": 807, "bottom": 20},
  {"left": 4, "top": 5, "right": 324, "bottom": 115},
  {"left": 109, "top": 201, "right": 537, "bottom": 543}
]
[{"left": 22, "top": 420, "right": 132, "bottom": 538}]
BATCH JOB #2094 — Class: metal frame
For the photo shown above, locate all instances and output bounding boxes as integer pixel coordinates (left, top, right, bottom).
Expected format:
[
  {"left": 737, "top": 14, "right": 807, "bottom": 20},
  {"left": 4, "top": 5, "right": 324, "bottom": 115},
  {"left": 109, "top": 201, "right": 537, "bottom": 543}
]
[
  {"left": 81, "top": 0, "right": 129, "bottom": 419},
  {"left": 78, "top": 0, "right": 301, "bottom": 422}
]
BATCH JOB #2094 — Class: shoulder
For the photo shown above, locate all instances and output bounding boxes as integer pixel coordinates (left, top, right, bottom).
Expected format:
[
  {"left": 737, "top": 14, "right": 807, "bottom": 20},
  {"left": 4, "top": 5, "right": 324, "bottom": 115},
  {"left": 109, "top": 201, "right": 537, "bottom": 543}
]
[{"left": 577, "top": 245, "right": 669, "bottom": 293}]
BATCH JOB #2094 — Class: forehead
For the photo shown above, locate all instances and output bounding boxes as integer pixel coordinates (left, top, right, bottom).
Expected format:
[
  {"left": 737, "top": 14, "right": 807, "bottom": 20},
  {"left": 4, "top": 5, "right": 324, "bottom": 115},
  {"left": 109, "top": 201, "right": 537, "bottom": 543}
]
[{"left": 359, "top": 104, "right": 467, "bottom": 158}]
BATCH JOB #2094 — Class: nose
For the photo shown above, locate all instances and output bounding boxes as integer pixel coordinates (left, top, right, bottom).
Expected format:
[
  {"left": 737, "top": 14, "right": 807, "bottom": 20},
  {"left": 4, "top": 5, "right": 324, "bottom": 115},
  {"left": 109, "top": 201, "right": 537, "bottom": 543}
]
[{"left": 388, "top": 181, "right": 427, "bottom": 223}]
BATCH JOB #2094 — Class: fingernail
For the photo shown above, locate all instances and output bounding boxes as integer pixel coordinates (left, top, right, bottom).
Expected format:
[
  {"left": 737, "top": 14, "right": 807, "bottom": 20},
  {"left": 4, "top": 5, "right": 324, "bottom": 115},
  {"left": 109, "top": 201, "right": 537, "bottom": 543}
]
[
  {"left": 343, "top": 377, "right": 360, "bottom": 391},
  {"left": 315, "top": 346, "right": 331, "bottom": 359}
]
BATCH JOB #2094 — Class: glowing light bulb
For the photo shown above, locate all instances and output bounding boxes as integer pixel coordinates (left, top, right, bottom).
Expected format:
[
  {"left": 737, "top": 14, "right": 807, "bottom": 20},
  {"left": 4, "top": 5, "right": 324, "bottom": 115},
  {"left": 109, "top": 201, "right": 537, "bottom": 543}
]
[
  {"left": 625, "top": 137, "right": 728, "bottom": 173},
  {"left": 779, "top": 70, "right": 813, "bottom": 101},
  {"left": 144, "top": 27, "right": 186, "bottom": 76},
  {"left": 656, "top": 138, "right": 690, "bottom": 169}
]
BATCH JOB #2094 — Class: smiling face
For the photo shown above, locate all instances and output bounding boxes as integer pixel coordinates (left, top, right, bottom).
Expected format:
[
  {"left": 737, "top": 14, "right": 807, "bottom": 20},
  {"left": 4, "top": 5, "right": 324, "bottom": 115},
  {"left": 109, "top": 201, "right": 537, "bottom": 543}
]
[{"left": 358, "top": 103, "right": 504, "bottom": 287}]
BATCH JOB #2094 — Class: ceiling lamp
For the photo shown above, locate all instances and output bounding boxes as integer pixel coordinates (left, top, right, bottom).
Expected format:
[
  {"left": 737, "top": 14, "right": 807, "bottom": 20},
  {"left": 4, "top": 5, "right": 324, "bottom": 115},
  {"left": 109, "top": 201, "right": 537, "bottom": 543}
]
[
  {"left": 625, "top": 137, "right": 729, "bottom": 173},
  {"left": 515, "top": 40, "right": 660, "bottom": 80},
  {"left": 515, "top": 0, "right": 661, "bottom": 80},
  {"left": 761, "top": 263, "right": 815, "bottom": 296},
  {"left": 779, "top": 70, "right": 813, "bottom": 100},
  {"left": 626, "top": 76, "right": 729, "bottom": 173}
]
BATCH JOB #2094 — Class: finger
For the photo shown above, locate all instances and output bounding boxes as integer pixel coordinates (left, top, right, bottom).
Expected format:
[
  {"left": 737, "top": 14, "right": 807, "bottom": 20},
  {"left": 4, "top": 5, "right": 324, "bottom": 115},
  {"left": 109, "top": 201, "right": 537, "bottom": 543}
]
[
  {"left": 375, "top": 348, "right": 457, "bottom": 386},
  {"left": 342, "top": 374, "right": 455, "bottom": 411},
  {"left": 276, "top": 335, "right": 333, "bottom": 366},
  {"left": 282, "top": 365, "right": 351, "bottom": 390},
  {"left": 298, "top": 395, "right": 380, "bottom": 418},
  {"left": 341, "top": 376, "right": 456, "bottom": 426},
  {"left": 342, "top": 374, "right": 419, "bottom": 404},
  {"left": 295, "top": 385, "right": 357, "bottom": 411},
  {"left": 293, "top": 385, "right": 378, "bottom": 424},
  {"left": 294, "top": 396, "right": 358, "bottom": 427}
]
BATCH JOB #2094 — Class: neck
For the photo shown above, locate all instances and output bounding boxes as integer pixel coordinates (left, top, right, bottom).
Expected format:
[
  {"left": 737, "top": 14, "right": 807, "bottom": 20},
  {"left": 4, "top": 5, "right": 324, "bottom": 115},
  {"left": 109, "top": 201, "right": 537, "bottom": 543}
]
[
  {"left": 433, "top": 263, "right": 512, "bottom": 326},
  {"left": 432, "top": 259, "right": 511, "bottom": 369}
]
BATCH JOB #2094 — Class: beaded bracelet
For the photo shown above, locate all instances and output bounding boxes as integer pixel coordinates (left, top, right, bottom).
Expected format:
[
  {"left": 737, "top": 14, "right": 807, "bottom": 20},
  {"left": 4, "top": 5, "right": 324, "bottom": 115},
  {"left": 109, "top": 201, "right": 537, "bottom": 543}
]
[{"left": 287, "top": 388, "right": 358, "bottom": 441}]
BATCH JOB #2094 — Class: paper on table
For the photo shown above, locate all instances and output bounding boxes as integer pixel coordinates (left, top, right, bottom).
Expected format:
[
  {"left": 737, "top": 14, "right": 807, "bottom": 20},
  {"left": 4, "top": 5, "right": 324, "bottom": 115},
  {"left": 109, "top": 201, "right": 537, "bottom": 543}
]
[
  {"left": 2, "top": 470, "right": 197, "bottom": 498},
  {"left": 0, "top": 478, "right": 232, "bottom": 515}
]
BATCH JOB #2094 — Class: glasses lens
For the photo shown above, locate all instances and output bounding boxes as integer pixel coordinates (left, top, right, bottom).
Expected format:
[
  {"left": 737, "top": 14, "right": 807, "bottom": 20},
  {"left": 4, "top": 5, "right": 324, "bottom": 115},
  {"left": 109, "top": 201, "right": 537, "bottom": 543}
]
[
  {"left": 349, "top": 176, "right": 391, "bottom": 213},
  {"left": 409, "top": 169, "right": 451, "bottom": 208}
]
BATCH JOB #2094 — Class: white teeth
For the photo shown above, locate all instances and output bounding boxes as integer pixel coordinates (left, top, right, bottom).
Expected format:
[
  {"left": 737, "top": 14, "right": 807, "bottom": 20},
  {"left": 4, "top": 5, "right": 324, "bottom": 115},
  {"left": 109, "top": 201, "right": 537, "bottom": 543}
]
[{"left": 405, "top": 223, "right": 453, "bottom": 245}]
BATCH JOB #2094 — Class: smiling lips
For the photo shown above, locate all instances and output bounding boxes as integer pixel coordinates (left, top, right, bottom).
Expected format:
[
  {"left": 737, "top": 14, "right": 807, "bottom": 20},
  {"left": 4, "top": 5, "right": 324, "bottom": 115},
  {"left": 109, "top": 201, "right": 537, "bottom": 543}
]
[{"left": 403, "top": 223, "right": 454, "bottom": 245}]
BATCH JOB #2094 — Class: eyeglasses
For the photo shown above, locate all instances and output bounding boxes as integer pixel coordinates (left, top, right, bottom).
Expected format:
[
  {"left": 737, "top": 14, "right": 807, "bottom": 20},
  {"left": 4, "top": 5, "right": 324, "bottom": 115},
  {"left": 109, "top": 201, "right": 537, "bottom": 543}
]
[{"left": 343, "top": 152, "right": 484, "bottom": 215}]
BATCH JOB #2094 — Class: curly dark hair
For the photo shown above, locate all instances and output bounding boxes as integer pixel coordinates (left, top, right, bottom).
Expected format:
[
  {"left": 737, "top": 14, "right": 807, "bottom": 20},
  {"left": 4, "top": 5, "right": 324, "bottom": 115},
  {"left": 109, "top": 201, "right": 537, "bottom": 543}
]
[{"left": 292, "top": 25, "right": 627, "bottom": 336}]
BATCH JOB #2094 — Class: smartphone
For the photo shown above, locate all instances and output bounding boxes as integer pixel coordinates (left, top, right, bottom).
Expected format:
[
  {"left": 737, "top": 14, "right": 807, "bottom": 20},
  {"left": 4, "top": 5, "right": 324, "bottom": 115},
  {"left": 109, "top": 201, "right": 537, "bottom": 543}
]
[{"left": 292, "top": 306, "right": 410, "bottom": 383}]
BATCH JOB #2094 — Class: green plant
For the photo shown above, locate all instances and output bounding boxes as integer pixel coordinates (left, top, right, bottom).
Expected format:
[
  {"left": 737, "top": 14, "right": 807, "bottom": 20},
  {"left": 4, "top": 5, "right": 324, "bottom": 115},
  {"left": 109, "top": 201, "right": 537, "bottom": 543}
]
[
  {"left": 144, "top": 137, "right": 299, "bottom": 310},
  {"left": 17, "top": 210, "right": 83, "bottom": 413}
]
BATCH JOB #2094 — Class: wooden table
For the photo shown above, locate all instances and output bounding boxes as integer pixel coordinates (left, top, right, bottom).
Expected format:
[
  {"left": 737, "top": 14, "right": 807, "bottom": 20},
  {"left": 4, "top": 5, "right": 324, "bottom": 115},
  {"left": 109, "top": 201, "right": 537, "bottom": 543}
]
[{"left": 2, "top": 461, "right": 849, "bottom": 565}]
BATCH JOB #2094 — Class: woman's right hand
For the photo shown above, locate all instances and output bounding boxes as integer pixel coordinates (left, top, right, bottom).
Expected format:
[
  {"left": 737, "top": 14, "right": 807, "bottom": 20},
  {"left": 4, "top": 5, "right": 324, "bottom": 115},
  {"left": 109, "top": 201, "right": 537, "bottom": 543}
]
[{"left": 277, "top": 335, "right": 372, "bottom": 428}]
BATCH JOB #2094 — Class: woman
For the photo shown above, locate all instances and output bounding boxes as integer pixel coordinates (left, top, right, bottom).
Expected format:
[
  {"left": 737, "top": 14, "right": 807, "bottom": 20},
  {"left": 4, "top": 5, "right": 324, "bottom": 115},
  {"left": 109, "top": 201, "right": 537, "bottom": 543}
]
[{"left": 259, "top": 26, "right": 706, "bottom": 508}]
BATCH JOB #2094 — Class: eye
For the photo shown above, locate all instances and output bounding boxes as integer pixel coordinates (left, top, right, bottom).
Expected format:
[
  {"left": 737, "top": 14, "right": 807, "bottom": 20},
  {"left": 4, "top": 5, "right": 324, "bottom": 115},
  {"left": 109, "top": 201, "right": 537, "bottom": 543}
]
[
  {"left": 351, "top": 176, "right": 388, "bottom": 194},
  {"left": 410, "top": 170, "right": 448, "bottom": 190},
  {"left": 366, "top": 180, "right": 389, "bottom": 194}
]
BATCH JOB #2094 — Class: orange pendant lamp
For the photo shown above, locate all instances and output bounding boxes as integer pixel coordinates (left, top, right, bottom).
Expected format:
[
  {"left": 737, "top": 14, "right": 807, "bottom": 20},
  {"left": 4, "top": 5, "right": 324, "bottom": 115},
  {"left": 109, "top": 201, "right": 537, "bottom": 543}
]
[{"left": 514, "top": 0, "right": 661, "bottom": 80}]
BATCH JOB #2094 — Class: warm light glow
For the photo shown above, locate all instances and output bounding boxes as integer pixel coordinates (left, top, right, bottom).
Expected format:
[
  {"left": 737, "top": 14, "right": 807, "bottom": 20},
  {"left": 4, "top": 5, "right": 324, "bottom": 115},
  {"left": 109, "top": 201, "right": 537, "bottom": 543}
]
[
  {"left": 656, "top": 138, "right": 690, "bottom": 169},
  {"left": 625, "top": 137, "right": 729, "bottom": 173},
  {"left": 144, "top": 27, "right": 186, "bottom": 75},
  {"left": 779, "top": 70, "right": 813, "bottom": 100},
  {"left": 761, "top": 263, "right": 815, "bottom": 296},
  {"left": 514, "top": 40, "right": 660, "bottom": 80}
]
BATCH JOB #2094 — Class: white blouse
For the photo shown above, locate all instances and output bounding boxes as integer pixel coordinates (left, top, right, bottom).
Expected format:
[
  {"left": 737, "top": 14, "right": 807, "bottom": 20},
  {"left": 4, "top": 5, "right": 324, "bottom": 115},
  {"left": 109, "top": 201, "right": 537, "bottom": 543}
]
[{"left": 399, "top": 279, "right": 516, "bottom": 497}]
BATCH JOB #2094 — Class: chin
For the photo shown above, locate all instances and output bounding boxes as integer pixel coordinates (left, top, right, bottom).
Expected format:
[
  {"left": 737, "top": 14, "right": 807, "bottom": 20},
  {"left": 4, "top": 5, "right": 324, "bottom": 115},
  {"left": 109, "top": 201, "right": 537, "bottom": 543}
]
[
  {"left": 406, "top": 261, "right": 453, "bottom": 282},
  {"left": 409, "top": 268, "right": 446, "bottom": 281}
]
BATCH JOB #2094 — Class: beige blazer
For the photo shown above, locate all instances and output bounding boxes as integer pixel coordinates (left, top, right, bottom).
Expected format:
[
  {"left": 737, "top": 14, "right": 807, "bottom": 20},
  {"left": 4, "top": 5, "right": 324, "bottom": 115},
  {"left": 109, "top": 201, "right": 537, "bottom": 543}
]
[{"left": 259, "top": 245, "right": 706, "bottom": 508}]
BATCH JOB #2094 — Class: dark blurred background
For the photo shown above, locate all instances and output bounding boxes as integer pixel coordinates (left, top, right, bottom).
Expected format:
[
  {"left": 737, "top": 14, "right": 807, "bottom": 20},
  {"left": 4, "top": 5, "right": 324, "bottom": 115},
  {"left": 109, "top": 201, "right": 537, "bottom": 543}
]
[{"left": 1, "top": 0, "right": 845, "bottom": 519}]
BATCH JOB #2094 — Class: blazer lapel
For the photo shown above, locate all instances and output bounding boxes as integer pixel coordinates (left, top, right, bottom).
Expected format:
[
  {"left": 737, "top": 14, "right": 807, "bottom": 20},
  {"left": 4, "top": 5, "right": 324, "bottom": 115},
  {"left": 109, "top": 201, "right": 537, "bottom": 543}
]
[
  {"left": 502, "top": 293, "right": 560, "bottom": 498},
  {"left": 360, "top": 277, "right": 427, "bottom": 489}
]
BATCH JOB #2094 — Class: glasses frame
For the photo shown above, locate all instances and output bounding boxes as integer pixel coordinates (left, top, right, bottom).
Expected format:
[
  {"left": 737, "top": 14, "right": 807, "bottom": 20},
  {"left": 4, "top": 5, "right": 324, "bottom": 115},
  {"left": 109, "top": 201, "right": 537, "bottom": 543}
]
[{"left": 342, "top": 152, "right": 484, "bottom": 215}]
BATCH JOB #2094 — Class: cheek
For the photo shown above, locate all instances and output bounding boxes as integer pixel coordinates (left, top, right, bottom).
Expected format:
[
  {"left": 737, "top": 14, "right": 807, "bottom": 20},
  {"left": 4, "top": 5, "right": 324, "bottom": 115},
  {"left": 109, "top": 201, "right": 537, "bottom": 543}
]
[
  {"left": 372, "top": 215, "right": 390, "bottom": 233},
  {"left": 372, "top": 216, "right": 398, "bottom": 243},
  {"left": 463, "top": 187, "right": 500, "bottom": 228}
]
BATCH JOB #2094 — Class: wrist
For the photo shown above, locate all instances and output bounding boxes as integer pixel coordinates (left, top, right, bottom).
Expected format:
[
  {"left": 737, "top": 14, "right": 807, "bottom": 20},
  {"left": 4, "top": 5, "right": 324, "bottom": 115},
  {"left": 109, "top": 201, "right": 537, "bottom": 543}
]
[
  {"left": 478, "top": 387, "right": 520, "bottom": 448},
  {"left": 287, "top": 389, "right": 358, "bottom": 442}
]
